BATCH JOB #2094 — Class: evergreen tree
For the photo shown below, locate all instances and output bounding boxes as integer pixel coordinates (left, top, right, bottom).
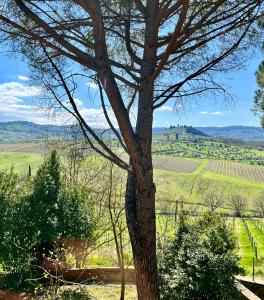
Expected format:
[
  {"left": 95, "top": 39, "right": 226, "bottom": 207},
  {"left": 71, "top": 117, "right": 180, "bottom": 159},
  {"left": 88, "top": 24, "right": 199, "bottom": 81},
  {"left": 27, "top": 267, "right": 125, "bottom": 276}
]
[
  {"left": 28, "top": 165, "right": 31, "bottom": 177},
  {"left": 27, "top": 150, "right": 61, "bottom": 263}
]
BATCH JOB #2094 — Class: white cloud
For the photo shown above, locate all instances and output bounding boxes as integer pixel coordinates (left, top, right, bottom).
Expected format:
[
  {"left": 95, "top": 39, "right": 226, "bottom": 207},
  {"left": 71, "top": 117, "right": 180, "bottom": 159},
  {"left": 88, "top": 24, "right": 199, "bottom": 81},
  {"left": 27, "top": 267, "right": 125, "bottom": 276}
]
[
  {"left": 0, "top": 82, "right": 41, "bottom": 98},
  {"left": 0, "top": 81, "right": 51, "bottom": 124},
  {"left": 200, "top": 111, "right": 223, "bottom": 116},
  {"left": 0, "top": 81, "right": 116, "bottom": 128},
  {"left": 74, "top": 98, "right": 83, "bottom": 106},
  {"left": 64, "top": 98, "right": 83, "bottom": 108},
  {"left": 18, "top": 75, "right": 29, "bottom": 81},
  {"left": 86, "top": 82, "right": 98, "bottom": 89},
  {"left": 211, "top": 111, "right": 223, "bottom": 116},
  {"left": 158, "top": 105, "right": 173, "bottom": 111},
  {"left": 79, "top": 107, "right": 117, "bottom": 128}
]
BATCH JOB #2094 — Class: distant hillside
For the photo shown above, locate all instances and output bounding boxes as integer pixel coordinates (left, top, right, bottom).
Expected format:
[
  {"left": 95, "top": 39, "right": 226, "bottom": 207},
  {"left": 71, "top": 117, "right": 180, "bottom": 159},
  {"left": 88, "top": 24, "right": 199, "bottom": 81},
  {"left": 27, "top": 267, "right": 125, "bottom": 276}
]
[
  {"left": 153, "top": 125, "right": 207, "bottom": 137},
  {"left": 0, "top": 121, "right": 67, "bottom": 142},
  {"left": 1, "top": 122, "right": 264, "bottom": 143},
  {"left": 0, "top": 121, "right": 111, "bottom": 143},
  {"left": 196, "top": 126, "right": 264, "bottom": 141}
]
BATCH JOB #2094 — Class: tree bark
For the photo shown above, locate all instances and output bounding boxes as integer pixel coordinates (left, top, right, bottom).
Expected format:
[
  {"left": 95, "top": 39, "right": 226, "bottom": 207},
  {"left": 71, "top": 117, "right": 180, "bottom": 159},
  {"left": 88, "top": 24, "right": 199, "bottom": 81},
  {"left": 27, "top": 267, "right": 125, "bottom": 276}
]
[{"left": 125, "top": 171, "right": 159, "bottom": 300}]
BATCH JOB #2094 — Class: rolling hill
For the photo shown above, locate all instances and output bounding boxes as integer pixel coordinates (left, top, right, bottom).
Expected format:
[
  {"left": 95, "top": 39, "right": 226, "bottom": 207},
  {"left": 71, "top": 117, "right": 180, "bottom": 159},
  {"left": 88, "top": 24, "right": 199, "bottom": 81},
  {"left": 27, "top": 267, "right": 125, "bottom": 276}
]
[
  {"left": 196, "top": 125, "right": 264, "bottom": 141},
  {"left": 1, "top": 121, "right": 264, "bottom": 143},
  {"left": 0, "top": 121, "right": 67, "bottom": 142}
]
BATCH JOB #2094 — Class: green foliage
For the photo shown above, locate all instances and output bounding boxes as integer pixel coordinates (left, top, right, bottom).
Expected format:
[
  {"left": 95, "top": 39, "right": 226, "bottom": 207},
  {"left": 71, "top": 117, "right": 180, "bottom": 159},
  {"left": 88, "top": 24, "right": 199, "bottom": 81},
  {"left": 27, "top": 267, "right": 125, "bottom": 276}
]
[
  {"left": 254, "top": 61, "right": 264, "bottom": 128},
  {"left": 58, "top": 185, "right": 95, "bottom": 239},
  {"left": 159, "top": 213, "right": 243, "bottom": 300},
  {"left": 0, "top": 150, "right": 95, "bottom": 289},
  {"left": 153, "top": 140, "right": 264, "bottom": 165},
  {"left": 28, "top": 150, "right": 61, "bottom": 245},
  {"left": 0, "top": 168, "right": 32, "bottom": 288}
]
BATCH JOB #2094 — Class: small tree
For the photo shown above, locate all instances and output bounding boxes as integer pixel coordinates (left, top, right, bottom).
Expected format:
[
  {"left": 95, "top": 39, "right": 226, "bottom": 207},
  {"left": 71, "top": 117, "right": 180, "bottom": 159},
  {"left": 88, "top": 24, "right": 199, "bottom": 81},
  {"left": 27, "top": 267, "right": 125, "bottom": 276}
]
[
  {"left": 159, "top": 213, "right": 243, "bottom": 300},
  {"left": 25, "top": 150, "right": 62, "bottom": 266},
  {"left": 106, "top": 162, "right": 127, "bottom": 300},
  {"left": 26, "top": 149, "right": 95, "bottom": 265},
  {"left": 230, "top": 194, "right": 246, "bottom": 217},
  {"left": 254, "top": 192, "right": 264, "bottom": 218},
  {"left": 204, "top": 190, "right": 224, "bottom": 213}
]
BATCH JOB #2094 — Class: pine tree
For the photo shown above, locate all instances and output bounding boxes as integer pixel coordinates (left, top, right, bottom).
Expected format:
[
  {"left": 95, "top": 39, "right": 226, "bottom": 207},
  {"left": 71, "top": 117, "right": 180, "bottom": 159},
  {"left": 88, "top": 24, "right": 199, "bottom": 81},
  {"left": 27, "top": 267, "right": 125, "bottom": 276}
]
[
  {"left": 253, "top": 61, "right": 264, "bottom": 127},
  {"left": 28, "top": 150, "right": 61, "bottom": 263}
]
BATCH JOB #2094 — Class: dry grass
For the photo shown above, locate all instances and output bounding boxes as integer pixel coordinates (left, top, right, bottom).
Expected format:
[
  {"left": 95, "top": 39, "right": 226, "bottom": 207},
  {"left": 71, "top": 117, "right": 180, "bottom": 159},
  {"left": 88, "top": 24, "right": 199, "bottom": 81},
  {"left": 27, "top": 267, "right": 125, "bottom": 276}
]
[
  {"left": 0, "top": 142, "right": 45, "bottom": 154},
  {"left": 153, "top": 155, "right": 200, "bottom": 173}
]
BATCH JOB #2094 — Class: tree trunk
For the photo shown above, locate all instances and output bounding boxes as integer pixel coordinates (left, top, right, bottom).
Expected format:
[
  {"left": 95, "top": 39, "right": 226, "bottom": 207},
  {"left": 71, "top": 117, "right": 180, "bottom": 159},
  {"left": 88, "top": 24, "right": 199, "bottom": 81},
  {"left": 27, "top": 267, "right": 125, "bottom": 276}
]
[{"left": 125, "top": 171, "right": 160, "bottom": 300}]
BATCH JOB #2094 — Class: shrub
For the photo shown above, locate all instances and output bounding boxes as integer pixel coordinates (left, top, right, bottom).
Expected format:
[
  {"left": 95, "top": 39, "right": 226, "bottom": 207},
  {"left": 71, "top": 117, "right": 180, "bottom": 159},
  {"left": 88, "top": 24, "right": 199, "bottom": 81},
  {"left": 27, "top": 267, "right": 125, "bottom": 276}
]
[
  {"left": 0, "top": 168, "right": 32, "bottom": 289},
  {"left": 159, "top": 213, "right": 243, "bottom": 300},
  {"left": 0, "top": 150, "right": 95, "bottom": 288}
]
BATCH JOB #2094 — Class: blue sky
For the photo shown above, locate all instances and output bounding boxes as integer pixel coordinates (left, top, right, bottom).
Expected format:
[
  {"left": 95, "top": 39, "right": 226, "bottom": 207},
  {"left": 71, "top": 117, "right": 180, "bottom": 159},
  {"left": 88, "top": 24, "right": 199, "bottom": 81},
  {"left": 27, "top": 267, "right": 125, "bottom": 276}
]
[{"left": 0, "top": 53, "right": 262, "bottom": 128}]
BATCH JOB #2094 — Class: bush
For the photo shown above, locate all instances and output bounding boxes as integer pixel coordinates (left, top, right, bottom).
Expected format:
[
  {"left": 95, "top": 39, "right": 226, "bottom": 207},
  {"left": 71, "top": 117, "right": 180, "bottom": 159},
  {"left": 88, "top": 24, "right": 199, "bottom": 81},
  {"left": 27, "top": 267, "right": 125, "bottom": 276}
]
[
  {"left": 0, "top": 150, "right": 95, "bottom": 288},
  {"left": 0, "top": 168, "right": 33, "bottom": 289},
  {"left": 159, "top": 213, "right": 243, "bottom": 300}
]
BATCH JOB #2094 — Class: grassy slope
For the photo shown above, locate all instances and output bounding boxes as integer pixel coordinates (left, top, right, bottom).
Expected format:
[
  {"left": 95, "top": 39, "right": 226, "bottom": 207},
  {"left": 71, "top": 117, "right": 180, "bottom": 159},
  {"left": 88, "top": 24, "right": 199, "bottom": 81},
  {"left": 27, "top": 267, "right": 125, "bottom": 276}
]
[
  {"left": 234, "top": 219, "right": 254, "bottom": 275},
  {"left": 0, "top": 152, "right": 43, "bottom": 174},
  {"left": 155, "top": 168, "right": 264, "bottom": 213}
]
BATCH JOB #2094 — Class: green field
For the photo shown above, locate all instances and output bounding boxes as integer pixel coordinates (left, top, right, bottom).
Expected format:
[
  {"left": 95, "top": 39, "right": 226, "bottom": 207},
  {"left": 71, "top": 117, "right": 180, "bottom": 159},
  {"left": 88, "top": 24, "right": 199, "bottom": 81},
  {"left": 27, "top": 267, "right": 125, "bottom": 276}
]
[
  {"left": 1, "top": 142, "right": 264, "bottom": 276},
  {"left": 0, "top": 152, "right": 43, "bottom": 174}
]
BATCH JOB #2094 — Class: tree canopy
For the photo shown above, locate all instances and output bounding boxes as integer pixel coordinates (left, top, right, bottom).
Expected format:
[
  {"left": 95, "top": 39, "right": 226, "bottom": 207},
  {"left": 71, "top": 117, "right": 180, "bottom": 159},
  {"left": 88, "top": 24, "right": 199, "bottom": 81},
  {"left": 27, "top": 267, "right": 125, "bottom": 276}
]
[{"left": 253, "top": 60, "right": 264, "bottom": 127}]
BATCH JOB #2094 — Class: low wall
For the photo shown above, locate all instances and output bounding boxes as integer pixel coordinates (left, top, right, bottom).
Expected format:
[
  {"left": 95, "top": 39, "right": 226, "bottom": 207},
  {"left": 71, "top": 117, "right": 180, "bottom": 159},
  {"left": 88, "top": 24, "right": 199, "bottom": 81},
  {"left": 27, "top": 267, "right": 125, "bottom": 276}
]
[
  {"left": 42, "top": 261, "right": 136, "bottom": 284},
  {"left": 61, "top": 268, "right": 136, "bottom": 284},
  {"left": 236, "top": 277, "right": 264, "bottom": 299}
]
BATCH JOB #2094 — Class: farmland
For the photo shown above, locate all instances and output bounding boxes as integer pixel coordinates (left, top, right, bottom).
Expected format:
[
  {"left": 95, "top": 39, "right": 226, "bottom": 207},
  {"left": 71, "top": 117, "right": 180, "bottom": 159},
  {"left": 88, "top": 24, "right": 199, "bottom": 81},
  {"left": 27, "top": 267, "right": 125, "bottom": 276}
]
[
  {"left": 153, "top": 155, "right": 200, "bottom": 173},
  {"left": 1, "top": 142, "right": 264, "bottom": 212},
  {"left": 233, "top": 218, "right": 264, "bottom": 276},
  {"left": 1, "top": 141, "right": 264, "bottom": 278},
  {"left": 153, "top": 139, "right": 264, "bottom": 165},
  {"left": 0, "top": 142, "right": 45, "bottom": 154},
  {"left": 207, "top": 160, "right": 264, "bottom": 183}
]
